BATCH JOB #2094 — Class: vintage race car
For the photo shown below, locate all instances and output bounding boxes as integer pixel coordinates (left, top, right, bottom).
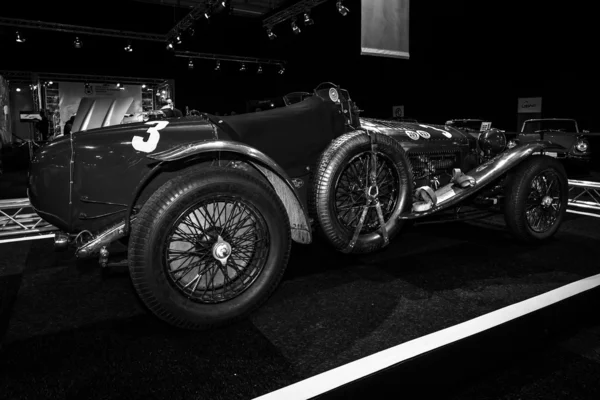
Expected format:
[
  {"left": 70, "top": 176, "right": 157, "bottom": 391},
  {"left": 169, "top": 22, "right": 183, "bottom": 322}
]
[{"left": 28, "top": 83, "right": 570, "bottom": 330}]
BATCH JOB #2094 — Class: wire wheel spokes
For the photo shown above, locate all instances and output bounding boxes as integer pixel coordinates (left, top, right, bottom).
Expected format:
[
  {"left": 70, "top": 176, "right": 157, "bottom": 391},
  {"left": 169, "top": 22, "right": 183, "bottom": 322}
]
[
  {"left": 164, "top": 197, "right": 269, "bottom": 304},
  {"left": 334, "top": 151, "right": 399, "bottom": 234},
  {"left": 525, "top": 170, "right": 563, "bottom": 233}
]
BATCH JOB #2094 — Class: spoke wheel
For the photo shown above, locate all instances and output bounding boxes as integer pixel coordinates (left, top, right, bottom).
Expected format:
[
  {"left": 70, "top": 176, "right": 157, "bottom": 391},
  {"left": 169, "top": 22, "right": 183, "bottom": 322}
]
[
  {"left": 504, "top": 155, "right": 568, "bottom": 242},
  {"left": 524, "top": 170, "right": 562, "bottom": 233},
  {"left": 334, "top": 151, "right": 399, "bottom": 235},
  {"left": 164, "top": 197, "right": 269, "bottom": 304},
  {"left": 129, "top": 165, "right": 291, "bottom": 330},
  {"left": 310, "top": 130, "right": 413, "bottom": 254}
]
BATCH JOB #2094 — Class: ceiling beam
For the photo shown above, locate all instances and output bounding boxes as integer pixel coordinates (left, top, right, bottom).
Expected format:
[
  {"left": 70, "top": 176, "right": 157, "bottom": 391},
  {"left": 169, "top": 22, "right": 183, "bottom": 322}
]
[
  {"left": 0, "top": 17, "right": 166, "bottom": 42},
  {"left": 174, "top": 50, "right": 285, "bottom": 65},
  {"left": 262, "top": 0, "right": 330, "bottom": 27}
]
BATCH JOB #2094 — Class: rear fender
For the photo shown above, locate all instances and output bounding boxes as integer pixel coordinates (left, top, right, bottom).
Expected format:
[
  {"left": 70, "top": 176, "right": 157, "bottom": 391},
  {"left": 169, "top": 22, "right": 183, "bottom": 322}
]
[{"left": 147, "top": 141, "right": 312, "bottom": 244}]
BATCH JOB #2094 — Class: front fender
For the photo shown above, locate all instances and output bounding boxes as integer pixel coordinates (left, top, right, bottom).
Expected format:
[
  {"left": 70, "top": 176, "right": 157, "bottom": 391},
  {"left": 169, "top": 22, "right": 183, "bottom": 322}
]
[
  {"left": 399, "top": 141, "right": 554, "bottom": 219},
  {"left": 147, "top": 140, "right": 312, "bottom": 244}
]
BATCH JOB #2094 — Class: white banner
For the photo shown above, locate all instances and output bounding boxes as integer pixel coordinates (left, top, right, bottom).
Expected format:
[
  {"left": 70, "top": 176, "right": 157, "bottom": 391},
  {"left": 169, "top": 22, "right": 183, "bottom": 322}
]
[
  {"left": 361, "top": 0, "right": 410, "bottom": 59},
  {"left": 517, "top": 97, "right": 542, "bottom": 114},
  {"left": 58, "top": 82, "right": 142, "bottom": 132},
  {"left": 393, "top": 105, "right": 405, "bottom": 118}
]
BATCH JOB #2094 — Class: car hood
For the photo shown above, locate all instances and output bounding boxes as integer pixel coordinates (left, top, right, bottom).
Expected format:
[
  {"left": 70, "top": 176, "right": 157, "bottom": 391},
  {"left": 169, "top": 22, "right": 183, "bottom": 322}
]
[{"left": 359, "top": 118, "right": 469, "bottom": 149}]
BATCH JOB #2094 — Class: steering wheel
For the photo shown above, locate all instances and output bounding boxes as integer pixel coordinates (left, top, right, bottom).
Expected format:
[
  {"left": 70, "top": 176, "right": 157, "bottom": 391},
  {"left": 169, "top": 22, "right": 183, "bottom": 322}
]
[{"left": 314, "top": 82, "right": 339, "bottom": 92}]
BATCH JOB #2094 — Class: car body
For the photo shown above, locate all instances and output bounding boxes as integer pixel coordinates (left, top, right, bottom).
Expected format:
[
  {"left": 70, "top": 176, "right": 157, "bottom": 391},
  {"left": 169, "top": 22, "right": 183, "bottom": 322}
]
[
  {"left": 508, "top": 118, "right": 596, "bottom": 172},
  {"left": 26, "top": 83, "right": 571, "bottom": 330}
]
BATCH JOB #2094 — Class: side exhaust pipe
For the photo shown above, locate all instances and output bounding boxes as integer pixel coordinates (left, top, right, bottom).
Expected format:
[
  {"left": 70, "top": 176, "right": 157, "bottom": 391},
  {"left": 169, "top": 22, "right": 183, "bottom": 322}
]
[
  {"left": 75, "top": 218, "right": 134, "bottom": 259},
  {"left": 54, "top": 232, "right": 70, "bottom": 251}
]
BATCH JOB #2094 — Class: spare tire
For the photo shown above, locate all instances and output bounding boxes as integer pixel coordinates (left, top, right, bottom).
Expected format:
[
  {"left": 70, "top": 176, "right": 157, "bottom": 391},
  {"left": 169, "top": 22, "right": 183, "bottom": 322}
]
[{"left": 310, "top": 130, "right": 413, "bottom": 254}]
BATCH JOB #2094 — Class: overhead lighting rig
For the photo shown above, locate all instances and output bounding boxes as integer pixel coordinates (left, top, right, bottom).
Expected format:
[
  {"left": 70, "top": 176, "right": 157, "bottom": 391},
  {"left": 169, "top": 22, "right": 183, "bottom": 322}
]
[
  {"left": 262, "top": 0, "right": 346, "bottom": 38},
  {"left": 174, "top": 50, "right": 286, "bottom": 75},
  {"left": 166, "top": 0, "right": 228, "bottom": 44}
]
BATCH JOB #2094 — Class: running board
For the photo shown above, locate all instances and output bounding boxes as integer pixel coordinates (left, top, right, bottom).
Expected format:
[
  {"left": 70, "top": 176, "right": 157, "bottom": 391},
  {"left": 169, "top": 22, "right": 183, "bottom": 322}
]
[{"left": 399, "top": 142, "right": 547, "bottom": 220}]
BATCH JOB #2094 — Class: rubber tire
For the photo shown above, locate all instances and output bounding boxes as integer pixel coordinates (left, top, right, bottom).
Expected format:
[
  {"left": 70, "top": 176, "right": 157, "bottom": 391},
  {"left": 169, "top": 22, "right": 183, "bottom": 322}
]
[
  {"left": 310, "top": 130, "right": 413, "bottom": 254},
  {"left": 128, "top": 165, "right": 291, "bottom": 330},
  {"left": 503, "top": 155, "right": 568, "bottom": 243}
]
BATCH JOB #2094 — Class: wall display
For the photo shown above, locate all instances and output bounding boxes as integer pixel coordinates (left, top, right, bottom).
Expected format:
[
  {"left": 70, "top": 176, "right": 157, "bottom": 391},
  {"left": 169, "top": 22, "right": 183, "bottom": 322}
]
[
  {"left": 361, "top": 0, "right": 410, "bottom": 59},
  {"left": 58, "top": 82, "right": 143, "bottom": 132},
  {"left": 517, "top": 97, "right": 542, "bottom": 114}
]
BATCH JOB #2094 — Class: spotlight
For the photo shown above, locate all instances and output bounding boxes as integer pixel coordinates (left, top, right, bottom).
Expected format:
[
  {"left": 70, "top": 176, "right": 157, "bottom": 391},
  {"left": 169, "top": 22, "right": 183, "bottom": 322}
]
[
  {"left": 304, "top": 12, "right": 314, "bottom": 26},
  {"left": 15, "top": 31, "right": 26, "bottom": 43},
  {"left": 189, "top": 27, "right": 195, "bottom": 36},
  {"left": 278, "top": 65, "right": 285, "bottom": 75},
  {"left": 124, "top": 41, "right": 133, "bottom": 52},
  {"left": 175, "top": 35, "right": 182, "bottom": 44},
  {"left": 291, "top": 18, "right": 301, "bottom": 34},
  {"left": 257, "top": 65, "right": 263, "bottom": 74},
  {"left": 240, "top": 63, "right": 246, "bottom": 72},
  {"left": 215, "top": 60, "right": 221, "bottom": 71},
  {"left": 142, "top": 84, "right": 146, "bottom": 88},
  {"left": 116, "top": 83, "right": 121, "bottom": 88},
  {"left": 166, "top": 41, "right": 174, "bottom": 50},
  {"left": 270, "top": 103, "right": 275, "bottom": 107},
  {"left": 204, "top": 11, "right": 210, "bottom": 19},
  {"left": 156, "top": 90, "right": 161, "bottom": 96},
  {"left": 74, "top": 36, "right": 83, "bottom": 48},
  {"left": 267, "top": 27, "right": 277, "bottom": 40},
  {"left": 188, "top": 59, "right": 194, "bottom": 69},
  {"left": 16, "top": 88, "right": 21, "bottom": 92},
  {"left": 337, "top": 1, "right": 349, "bottom": 16},
  {"left": 48, "top": 81, "right": 53, "bottom": 85}
]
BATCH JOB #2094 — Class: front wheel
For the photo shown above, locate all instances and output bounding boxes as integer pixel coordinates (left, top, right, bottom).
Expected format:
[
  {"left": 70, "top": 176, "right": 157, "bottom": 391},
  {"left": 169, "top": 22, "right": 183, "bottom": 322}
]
[
  {"left": 503, "top": 155, "right": 568, "bottom": 242},
  {"left": 129, "top": 165, "right": 291, "bottom": 330}
]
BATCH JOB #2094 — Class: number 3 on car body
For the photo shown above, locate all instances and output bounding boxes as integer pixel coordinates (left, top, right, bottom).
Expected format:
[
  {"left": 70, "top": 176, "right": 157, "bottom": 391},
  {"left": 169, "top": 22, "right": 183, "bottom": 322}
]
[{"left": 132, "top": 121, "right": 169, "bottom": 153}]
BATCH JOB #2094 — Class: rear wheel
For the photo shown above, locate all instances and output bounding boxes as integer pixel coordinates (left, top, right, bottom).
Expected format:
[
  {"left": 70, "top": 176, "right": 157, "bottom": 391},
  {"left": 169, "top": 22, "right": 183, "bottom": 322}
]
[
  {"left": 129, "top": 165, "right": 291, "bottom": 330},
  {"left": 504, "top": 155, "right": 568, "bottom": 242}
]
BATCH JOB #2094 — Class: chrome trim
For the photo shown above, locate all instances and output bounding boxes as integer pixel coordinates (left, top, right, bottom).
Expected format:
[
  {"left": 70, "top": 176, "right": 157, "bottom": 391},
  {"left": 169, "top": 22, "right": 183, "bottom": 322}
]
[
  {"left": 75, "top": 219, "right": 131, "bottom": 258},
  {"left": 399, "top": 142, "right": 550, "bottom": 219}
]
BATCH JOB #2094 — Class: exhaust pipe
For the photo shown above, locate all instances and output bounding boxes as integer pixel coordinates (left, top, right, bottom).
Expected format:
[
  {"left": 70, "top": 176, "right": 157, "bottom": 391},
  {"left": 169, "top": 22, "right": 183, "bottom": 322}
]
[
  {"left": 54, "top": 232, "right": 70, "bottom": 251},
  {"left": 75, "top": 218, "right": 133, "bottom": 259}
]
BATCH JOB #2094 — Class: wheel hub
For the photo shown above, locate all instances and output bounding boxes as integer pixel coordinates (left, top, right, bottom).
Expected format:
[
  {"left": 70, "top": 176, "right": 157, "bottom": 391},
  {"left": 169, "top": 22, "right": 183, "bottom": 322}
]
[
  {"left": 212, "top": 236, "right": 232, "bottom": 266},
  {"left": 541, "top": 195, "right": 553, "bottom": 207}
]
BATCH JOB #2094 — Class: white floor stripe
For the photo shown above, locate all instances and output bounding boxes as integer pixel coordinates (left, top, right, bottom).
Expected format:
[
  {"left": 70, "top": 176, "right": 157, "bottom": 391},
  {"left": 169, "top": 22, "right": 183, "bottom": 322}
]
[{"left": 253, "top": 273, "right": 600, "bottom": 400}]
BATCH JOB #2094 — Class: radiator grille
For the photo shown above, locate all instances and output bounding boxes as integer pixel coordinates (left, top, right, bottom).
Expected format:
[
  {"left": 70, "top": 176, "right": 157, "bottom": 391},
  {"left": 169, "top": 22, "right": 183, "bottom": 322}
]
[{"left": 407, "top": 150, "right": 461, "bottom": 181}]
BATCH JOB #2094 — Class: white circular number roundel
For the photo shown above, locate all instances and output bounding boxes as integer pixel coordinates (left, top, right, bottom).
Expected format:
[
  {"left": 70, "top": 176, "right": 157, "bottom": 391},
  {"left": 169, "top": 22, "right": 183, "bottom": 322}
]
[
  {"left": 416, "top": 130, "right": 431, "bottom": 139},
  {"left": 404, "top": 130, "right": 420, "bottom": 140},
  {"left": 132, "top": 121, "right": 169, "bottom": 153}
]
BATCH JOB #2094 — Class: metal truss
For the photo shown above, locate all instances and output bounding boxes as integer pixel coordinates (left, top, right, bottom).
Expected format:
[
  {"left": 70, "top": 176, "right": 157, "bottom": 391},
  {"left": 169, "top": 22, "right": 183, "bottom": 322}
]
[
  {"left": 0, "top": 70, "right": 169, "bottom": 86},
  {"left": 567, "top": 179, "right": 600, "bottom": 219},
  {"left": 174, "top": 50, "right": 285, "bottom": 65},
  {"left": 166, "top": 0, "right": 222, "bottom": 40},
  {"left": 0, "top": 17, "right": 166, "bottom": 42},
  {"left": 262, "top": 0, "right": 331, "bottom": 28},
  {"left": 0, "top": 198, "right": 57, "bottom": 244}
]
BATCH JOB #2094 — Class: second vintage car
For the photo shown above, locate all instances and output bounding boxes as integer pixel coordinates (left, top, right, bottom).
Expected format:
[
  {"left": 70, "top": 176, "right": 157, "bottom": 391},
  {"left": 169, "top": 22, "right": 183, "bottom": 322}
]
[{"left": 27, "top": 82, "right": 570, "bottom": 330}]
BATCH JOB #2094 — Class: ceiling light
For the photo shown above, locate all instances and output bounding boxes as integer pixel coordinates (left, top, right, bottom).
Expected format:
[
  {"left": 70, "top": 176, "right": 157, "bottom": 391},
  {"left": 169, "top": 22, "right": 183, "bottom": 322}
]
[
  {"left": 240, "top": 63, "right": 246, "bottom": 72},
  {"left": 257, "top": 65, "right": 263, "bottom": 74},
  {"left": 74, "top": 37, "right": 83, "bottom": 48},
  {"left": 116, "top": 83, "right": 121, "bottom": 88},
  {"left": 166, "top": 41, "right": 174, "bottom": 50},
  {"left": 291, "top": 18, "right": 301, "bottom": 35},
  {"left": 142, "top": 84, "right": 146, "bottom": 88},
  {"left": 267, "top": 27, "right": 276, "bottom": 40},
  {"left": 278, "top": 65, "right": 285, "bottom": 75},
  {"left": 204, "top": 11, "right": 210, "bottom": 19},
  {"left": 304, "top": 12, "right": 314, "bottom": 25},
  {"left": 16, "top": 88, "right": 21, "bottom": 92},
  {"left": 188, "top": 59, "right": 194, "bottom": 69},
  {"left": 189, "top": 27, "right": 195, "bottom": 36},
  {"left": 15, "top": 31, "right": 26, "bottom": 43},
  {"left": 124, "top": 42, "right": 133, "bottom": 52},
  {"left": 337, "top": 1, "right": 349, "bottom": 16},
  {"left": 215, "top": 60, "right": 221, "bottom": 71},
  {"left": 175, "top": 35, "right": 182, "bottom": 44}
]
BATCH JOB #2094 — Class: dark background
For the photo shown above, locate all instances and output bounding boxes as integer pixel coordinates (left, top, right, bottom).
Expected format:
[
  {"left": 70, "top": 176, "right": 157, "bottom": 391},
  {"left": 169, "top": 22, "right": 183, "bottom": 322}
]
[{"left": 0, "top": 0, "right": 597, "bottom": 130}]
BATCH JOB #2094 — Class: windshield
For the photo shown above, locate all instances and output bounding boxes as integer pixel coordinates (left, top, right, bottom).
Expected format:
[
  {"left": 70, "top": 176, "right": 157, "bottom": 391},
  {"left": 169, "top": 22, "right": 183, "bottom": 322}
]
[
  {"left": 522, "top": 120, "right": 577, "bottom": 133},
  {"left": 449, "top": 120, "right": 484, "bottom": 130}
]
